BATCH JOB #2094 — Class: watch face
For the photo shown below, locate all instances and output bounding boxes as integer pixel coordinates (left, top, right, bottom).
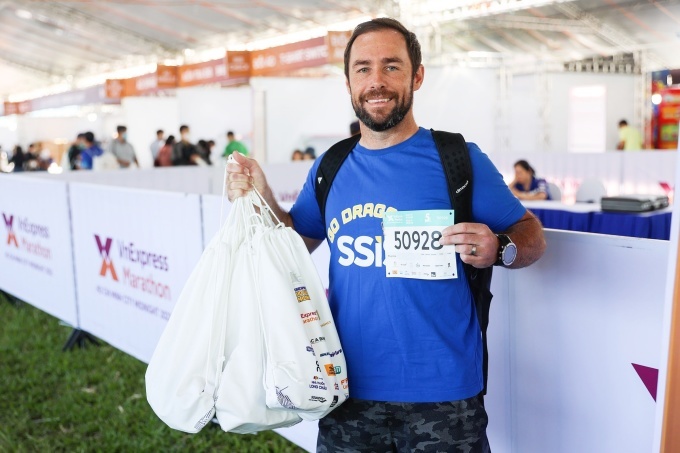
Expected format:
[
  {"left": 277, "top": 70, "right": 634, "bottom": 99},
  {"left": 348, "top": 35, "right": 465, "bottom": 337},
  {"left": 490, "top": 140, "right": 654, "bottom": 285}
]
[{"left": 503, "top": 243, "right": 518, "bottom": 265}]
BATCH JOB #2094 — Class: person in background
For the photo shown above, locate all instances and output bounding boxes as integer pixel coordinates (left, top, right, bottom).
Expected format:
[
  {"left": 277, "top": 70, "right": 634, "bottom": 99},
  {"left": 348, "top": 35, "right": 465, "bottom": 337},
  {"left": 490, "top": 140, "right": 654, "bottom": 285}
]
[
  {"left": 207, "top": 140, "right": 216, "bottom": 162},
  {"left": 617, "top": 119, "right": 643, "bottom": 151},
  {"left": 9, "top": 145, "right": 26, "bottom": 172},
  {"left": 172, "top": 125, "right": 201, "bottom": 166},
  {"left": 109, "top": 125, "right": 138, "bottom": 168},
  {"left": 302, "top": 146, "right": 316, "bottom": 160},
  {"left": 24, "top": 143, "right": 39, "bottom": 171},
  {"left": 350, "top": 120, "right": 360, "bottom": 136},
  {"left": 509, "top": 160, "right": 550, "bottom": 200},
  {"left": 78, "top": 132, "right": 103, "bottom": 170},
  {"left": 150, "top": 129, "right": 165, "bottom": 161},
  {"left": 228, "top": 17, "right": 546, "bottom": 451},
  {"left": 291, "top": 149, "right": 304, "bottom": 161},
  {"left": 67, "top": 133, "right": 86, "bottom": 170},
  {"left": 155, "top": 135, "right": 175, "bottom": 167},
  {"left": 197, "top": 139, "right": 213, "bottom": 165},
  {"left": 223, "top": 131, "right": 248, "bottom": 158}
]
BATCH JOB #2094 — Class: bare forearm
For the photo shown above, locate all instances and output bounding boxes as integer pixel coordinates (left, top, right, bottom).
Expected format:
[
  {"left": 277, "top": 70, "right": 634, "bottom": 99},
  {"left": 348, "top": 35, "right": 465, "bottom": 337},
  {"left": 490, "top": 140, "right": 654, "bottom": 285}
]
[{"left": 502, "top": 211, "right": 546, "bottom": 269}]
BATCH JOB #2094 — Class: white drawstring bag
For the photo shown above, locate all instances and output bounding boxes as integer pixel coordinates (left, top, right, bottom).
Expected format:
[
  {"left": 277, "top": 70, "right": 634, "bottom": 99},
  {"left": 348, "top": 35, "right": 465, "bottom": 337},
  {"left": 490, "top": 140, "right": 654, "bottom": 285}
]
[
  {"left": 252, "top": 217, "right": 349, "bottom": 420},
  {"left": 215, "top": 190, "right": 347, "bottom": 430},
  {"left": 145, "top": 196, "right": 241, "bottom": 432},
  {"left": 146, "top": 176, "right": 347, "bottom": 433},
  {"left": 146, "top": 193, "right": 300, "bottom": 433}
]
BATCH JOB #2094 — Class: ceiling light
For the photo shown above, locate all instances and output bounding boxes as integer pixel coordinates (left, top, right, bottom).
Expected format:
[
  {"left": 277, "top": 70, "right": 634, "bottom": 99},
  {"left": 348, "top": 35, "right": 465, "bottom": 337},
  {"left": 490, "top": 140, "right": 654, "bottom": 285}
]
[{"left": 15, "top": 9, "right": 33, "bottom": 20}]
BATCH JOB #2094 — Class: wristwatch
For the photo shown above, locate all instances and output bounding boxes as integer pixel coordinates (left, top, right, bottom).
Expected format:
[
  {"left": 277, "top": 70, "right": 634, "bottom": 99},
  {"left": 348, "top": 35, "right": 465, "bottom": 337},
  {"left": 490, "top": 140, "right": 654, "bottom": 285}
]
[{"left": 495, "top": 234, "right": 517, "bottom": 267}]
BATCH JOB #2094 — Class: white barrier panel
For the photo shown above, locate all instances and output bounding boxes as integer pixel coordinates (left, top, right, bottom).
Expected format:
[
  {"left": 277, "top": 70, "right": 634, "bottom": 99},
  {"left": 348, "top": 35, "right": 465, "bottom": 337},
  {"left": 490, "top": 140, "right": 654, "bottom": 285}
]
[
  {"left": 70, "top": 184, "right": 203, "bottom": 362},
  {"left": 487, "top": 230, "right": 668, "bottom": 452},
  {"left": 0, "top": 175, "right": 78, "bottom": 326},
  {"left": 274, "top": 230, "right": 669, "bottom": 452},
  {"left": 620, "top": 151, "right": 677, "bottom": 196},
  {"left": 30, "top": 166, "right": 215, "bottom": 194}
]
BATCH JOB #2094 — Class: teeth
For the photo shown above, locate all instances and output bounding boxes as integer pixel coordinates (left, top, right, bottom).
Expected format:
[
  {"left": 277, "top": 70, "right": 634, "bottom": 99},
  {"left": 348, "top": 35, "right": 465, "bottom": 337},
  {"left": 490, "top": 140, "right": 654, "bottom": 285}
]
[{"left": 366, "top": 98, "right": 390, "bottom": 104}]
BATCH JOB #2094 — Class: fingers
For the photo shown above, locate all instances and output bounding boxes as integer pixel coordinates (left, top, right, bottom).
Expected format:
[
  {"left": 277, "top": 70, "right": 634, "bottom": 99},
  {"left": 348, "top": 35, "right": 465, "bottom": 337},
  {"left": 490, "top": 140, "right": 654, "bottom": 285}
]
[
  {"left": 225, "top": 153, "right": 270, "bottom": 202},
  {"left": 440, "top": 222, "right": 499, "bottom": 268}
]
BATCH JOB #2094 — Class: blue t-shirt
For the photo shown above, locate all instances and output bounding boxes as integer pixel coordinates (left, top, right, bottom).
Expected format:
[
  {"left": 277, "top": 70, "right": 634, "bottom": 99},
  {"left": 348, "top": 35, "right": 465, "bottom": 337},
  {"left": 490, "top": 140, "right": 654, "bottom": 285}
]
[
  {"left": 80, "top": 144, "right": 103, "bottom": 170},
  {"left": 512, "top": 177, "right": 550, "bottom": 200},
  {"left": 290, "top": 128, "right": 526, "bottom": 402}
]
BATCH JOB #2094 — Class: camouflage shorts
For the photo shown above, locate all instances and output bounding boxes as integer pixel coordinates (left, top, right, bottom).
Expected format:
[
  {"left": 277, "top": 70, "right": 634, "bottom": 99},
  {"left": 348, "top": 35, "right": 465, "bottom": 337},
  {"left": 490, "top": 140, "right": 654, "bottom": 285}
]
[{"left": 317, "top": 394, "right": 490, "bottom": 453}]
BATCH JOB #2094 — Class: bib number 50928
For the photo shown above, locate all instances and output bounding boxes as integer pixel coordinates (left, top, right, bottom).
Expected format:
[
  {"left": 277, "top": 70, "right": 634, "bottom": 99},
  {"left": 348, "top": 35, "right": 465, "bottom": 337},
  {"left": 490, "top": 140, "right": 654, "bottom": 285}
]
[{"left": 393, "top": 230, "right": 443, "bottom": 251}]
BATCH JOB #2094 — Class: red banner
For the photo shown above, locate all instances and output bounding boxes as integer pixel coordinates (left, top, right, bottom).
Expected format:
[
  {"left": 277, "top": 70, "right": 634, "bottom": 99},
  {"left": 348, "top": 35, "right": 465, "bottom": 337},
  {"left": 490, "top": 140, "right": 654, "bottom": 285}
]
[
  {"left": 251, "top": 37, "right": 328, "bottom": 76},
  {"left": 3, "top": 101, "right": 31, "bottom": 115},
  {"left": 178, "top": 59, "right": 228, "bottom": 87}
]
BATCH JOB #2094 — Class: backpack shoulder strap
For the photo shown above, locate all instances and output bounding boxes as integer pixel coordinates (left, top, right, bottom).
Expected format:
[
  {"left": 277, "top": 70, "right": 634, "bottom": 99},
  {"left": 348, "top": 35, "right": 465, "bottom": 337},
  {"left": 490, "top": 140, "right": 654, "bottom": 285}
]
[
  {"left": 315, "top": 134, "right": 361, "bottom": 225},
  {"left": 430, "top": 131, "right": 473, "bottom": 223},
  {"left": 431, "top": 129, "right": 494, "bottom": 395}
]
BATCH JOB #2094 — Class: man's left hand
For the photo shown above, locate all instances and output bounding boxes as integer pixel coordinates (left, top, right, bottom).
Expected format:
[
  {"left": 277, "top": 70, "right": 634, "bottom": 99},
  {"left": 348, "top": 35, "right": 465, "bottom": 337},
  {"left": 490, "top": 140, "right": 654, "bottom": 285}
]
[{"left": 439, "top": 222, "right": 499, "bottom": 268}]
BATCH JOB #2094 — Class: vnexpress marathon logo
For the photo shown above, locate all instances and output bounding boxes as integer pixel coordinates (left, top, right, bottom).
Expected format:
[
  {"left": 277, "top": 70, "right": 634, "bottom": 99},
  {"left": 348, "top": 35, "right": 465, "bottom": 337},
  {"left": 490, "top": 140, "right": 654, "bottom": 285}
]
[
  {"left": 94, "top": 234, "right": 171, "bottom": 300},
  {"left": 2, "top": 212, "right": 51, "bottom": 259}
]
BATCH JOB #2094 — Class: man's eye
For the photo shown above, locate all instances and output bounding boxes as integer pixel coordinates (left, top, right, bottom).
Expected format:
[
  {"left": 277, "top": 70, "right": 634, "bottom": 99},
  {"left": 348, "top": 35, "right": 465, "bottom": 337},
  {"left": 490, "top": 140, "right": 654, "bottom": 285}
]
[
  {"left": 386, "top": 66, "right": 398, "bottom": 71},
  {"left": 357, "top": 67, "right": 369, "bottom": 73}
]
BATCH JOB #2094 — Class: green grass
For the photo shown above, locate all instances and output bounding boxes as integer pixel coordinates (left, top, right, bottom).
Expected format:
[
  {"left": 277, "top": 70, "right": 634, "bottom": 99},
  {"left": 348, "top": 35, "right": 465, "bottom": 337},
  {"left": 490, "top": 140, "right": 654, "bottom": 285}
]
[{"left": 0, "top": 292, "right": 306, "bottom": 452}]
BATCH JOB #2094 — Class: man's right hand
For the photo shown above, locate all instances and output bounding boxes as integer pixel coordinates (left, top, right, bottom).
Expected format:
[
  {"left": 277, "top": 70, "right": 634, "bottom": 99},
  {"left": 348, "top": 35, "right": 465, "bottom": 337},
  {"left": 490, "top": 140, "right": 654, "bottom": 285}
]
[{"left": 226, "top": 152, "right": 269, "bottom": 202}]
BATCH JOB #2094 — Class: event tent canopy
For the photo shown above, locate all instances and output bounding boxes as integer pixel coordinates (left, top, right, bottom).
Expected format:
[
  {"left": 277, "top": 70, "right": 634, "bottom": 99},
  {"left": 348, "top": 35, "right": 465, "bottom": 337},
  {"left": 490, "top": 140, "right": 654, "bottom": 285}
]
[{"left": 1, "top": 0, "right": 679, "bottom": 99}]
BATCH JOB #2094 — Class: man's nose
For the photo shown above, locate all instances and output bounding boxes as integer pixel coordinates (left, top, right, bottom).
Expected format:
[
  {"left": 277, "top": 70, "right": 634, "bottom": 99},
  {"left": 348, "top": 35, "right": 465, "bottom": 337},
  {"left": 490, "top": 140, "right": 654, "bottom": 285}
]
[{"left": 368, "top": 69, "right": 386, "bottom": 90}]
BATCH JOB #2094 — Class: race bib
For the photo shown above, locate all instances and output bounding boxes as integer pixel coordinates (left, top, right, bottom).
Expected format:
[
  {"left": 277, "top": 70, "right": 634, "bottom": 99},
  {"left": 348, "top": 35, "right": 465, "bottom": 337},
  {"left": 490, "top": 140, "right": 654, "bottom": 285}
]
[{"left": 383, "top": 210, "right": 457, "bottom": 280}]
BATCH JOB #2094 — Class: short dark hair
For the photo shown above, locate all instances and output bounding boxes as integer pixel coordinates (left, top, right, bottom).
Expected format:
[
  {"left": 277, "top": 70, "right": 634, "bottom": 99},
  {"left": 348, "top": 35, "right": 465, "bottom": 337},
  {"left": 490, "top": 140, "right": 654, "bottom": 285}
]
[
  {"left": 619, "top": 119, "right": 628, "bottom": 127},
  {"left": 179, "top": 125, "right": 189, "bottom": 133},
  {"left": 514, "top": 159, "right": 535, "bottom": 176},
  {"left": 84, "top": 131, "right": 95, "bottom": 144},
  {"left": 344, "top": 18, "right": 422, "bottom": 79},
  {"left": 226, "top": 131, "right": 234, "bottom": 137},
  {"left": 156, "top": 129, "right": 163, "bottom": 135},
  {"left": 117, "top": 125, "right": 127, "bottom": 133}
]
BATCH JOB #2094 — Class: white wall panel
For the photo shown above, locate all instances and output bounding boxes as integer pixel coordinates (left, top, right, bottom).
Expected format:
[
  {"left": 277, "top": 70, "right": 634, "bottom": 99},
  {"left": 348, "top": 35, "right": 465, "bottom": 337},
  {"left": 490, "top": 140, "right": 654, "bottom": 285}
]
[
  {"left": 122, "top": 97, "right": 180, "bottom": 168},
  {"left": 415, "top": 66, "right": 498, "bottom": 153},
  {"left": 176, "top": 85, "right": 254, "bottom": 165},
  {"left": 251, "top": 76, "right": 355, "bottom": 164}
]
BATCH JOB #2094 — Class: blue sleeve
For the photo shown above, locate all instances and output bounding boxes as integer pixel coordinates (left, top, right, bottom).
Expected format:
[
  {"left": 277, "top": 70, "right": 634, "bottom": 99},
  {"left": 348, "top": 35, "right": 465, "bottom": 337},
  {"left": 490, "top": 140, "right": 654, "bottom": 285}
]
[
  {"left": 289, "top": 158, "right": 327, "bottom": 240},
  {"left": 468, "top": 143, "right": 526, "bottom": 232}
]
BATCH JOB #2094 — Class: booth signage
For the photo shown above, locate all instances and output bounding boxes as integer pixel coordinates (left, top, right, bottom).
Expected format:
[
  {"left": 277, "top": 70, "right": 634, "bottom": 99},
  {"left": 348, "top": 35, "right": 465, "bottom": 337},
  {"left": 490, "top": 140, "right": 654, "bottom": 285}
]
[
  {"left": 178, "top": 58, "right": 229, "bottom": 87},
  {"left": 327, "top": 31, "right": 351, "bottom": 64},
  {"left": 3, "top": 101, "right": 32, "bottom": 116},
  {"left": 251, "top": 36, "right": 328, "bottom": 76},
  {"left": 227, "top": 50, "right": 252, "bottom": 78}
]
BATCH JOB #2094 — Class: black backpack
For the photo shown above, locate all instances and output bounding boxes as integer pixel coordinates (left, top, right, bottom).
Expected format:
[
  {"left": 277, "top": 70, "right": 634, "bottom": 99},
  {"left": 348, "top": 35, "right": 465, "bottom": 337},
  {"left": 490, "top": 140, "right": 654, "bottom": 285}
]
[{"left": 314, "top": 130, "right": 494, "bottom": 394}]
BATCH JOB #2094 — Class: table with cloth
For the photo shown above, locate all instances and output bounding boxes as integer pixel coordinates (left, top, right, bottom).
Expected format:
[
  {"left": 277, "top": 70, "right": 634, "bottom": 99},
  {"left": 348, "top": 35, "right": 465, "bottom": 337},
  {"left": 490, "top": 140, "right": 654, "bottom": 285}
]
[{"left": 522, "top": 200, "right": 672, "bottom": 240}]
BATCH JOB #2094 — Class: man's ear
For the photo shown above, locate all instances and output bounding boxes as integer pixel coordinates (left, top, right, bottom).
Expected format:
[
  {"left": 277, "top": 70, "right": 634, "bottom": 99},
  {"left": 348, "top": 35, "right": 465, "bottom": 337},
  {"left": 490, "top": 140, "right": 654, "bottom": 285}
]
[{"left": 413, "top": 65, "right": 425, "bottom": 92}]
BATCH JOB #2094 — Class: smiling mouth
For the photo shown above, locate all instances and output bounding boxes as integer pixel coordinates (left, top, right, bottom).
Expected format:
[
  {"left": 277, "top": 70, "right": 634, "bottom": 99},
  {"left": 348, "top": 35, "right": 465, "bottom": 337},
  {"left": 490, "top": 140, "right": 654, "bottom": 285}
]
[{"left": 365, "top": 98, "right": 392, "bottom": 104}]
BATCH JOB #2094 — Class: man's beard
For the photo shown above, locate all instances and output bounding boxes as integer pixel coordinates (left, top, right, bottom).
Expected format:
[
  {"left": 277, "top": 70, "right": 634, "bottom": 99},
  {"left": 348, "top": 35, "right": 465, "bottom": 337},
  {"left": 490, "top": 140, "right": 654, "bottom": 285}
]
[{"left": 351, "top": 84, "right": 413, "bottom": 132}]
